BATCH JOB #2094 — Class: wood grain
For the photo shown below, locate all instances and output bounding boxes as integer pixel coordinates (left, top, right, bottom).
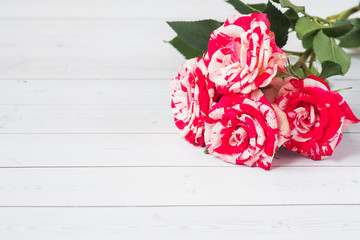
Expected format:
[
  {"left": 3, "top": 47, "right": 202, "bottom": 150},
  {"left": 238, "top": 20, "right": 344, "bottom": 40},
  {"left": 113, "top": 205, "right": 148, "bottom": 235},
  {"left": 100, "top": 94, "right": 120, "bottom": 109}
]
[
  {"left": 0, "top": 133, "right": 359, "bottom": 167},
  {"left": 0, "top": 206, "right": 359, "bottom": 240},
  {"left": 0, "top": 19, "right": 359, "bottom": 80},
  {"left": 0, "top": 0, "right": 356, "bottom": 20},
  {"left": 0, "top": 104, "right": 358, "bottom": 133},
  {"left": 0, "top": 79, "right": 357, "bottom": 105},
  {"left": 0, "top": 167, "right": 359, "bottom": 206},
  {"left": 0, "top": 0, "right": 359, "bottom": 238}
]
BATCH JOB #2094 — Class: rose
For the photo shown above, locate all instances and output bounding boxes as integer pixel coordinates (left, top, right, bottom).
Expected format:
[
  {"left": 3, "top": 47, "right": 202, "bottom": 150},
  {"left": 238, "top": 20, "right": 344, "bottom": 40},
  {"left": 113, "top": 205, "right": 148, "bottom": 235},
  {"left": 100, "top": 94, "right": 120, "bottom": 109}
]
[
  {"left": 275, "top": 75, "right": 360, "bottom": 160},
  {"left": 262, "top": 76, "right": 295, "bottom": 104},
  {"left": 171, "top": 57, "right": 215, "bottom": 146},
  {"left": 207, "top": 13, "right": 286, "bottom": 95},
  {"left": 204, "top": 90, "right": 290, "bottom": 170}
]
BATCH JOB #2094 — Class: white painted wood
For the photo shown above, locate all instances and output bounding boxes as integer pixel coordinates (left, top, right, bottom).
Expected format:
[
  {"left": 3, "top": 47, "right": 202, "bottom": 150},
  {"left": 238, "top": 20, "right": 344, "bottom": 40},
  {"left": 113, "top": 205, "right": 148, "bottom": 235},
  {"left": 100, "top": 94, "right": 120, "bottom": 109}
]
[
  {"left": 0, "top": 79, "right": 358, "bottom": 105},
  {"left": 0, "top": 19, "right": 359, "bottom": 80},
  {"left": 0, "top": 1, "right": 357, "bottom": 239},
  {"left": 0, "top": 206, "right": 359, "bottom": 240},
  {"left": 0, "top": 0, "right": 356, "bottom": 20},
  {"left": 0, "top": 133, "right": 359, "bottom": 167},
  {"left": 0, "top": 19, "right": 184, "bottom": 80},
  {"left": 0, "top": 167, "right": 359, "bottom": 206},
  {"left": 0, "top": 80, "right": 170, "bottom": 105},
  {"left": 0, "top": 0, "right": 239, "bottom": 20},
  {"left": 0, "top": 104, "right": 358, "bottom": 133},
  {"left": 0, "top": 104, "right": 173, "bottom": 133}
]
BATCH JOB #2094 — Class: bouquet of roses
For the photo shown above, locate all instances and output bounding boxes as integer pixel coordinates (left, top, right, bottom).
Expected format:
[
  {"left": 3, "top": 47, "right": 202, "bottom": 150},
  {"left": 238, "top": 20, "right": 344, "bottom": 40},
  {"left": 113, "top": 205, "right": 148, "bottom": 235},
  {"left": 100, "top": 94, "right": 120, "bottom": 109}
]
[{"left": 168, "top": 0, "right": 360, "bottom": 170}]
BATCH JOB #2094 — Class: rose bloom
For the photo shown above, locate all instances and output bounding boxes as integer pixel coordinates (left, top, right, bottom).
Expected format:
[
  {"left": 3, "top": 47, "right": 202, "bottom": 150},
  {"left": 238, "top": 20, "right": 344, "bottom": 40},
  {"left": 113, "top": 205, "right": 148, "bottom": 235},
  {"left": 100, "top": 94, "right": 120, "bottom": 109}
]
[
  {"left": 262, "top": 76, "right": 294, "bottom": 104},
  {"left": 207, "top": 13, "right": 286, "bottom": 94},
  {"left": 204, "top": 90, "right": 290, "bottom": 170},
  {"left": 171, "top": 57, "right": 215, "bottom": 146},
  {"left": 275, "top": 75, "right": 360, "bottom": 160}
]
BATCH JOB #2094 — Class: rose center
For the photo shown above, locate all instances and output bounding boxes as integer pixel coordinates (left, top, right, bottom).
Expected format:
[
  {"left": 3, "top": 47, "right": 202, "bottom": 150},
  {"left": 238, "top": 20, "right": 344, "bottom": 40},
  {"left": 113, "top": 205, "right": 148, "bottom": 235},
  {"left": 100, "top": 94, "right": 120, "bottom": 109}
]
[
  {"left": 229, "top": 128, "right": 248, "bottom": 147},
  {"left": 289, "top": 103, "right": 319, "bottom": 133}
]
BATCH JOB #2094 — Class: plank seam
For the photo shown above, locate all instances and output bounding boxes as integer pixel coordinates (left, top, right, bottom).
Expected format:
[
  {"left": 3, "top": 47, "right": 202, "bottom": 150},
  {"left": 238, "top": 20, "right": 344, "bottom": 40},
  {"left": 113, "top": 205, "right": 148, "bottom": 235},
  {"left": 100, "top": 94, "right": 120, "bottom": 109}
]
[
  {"left": 0, "top": 165, "right": 360, "bottom": 169},
  {"left": 1, "top": 204, "right": 360, "bottom": 208}
]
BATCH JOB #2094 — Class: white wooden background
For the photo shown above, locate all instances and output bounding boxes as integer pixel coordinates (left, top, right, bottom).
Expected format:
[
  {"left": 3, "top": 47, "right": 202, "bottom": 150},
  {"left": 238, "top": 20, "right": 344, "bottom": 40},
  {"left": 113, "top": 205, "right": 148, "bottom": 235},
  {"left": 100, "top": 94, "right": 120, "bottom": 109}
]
[{"left": 0, "top": 0, "right": 359, "bottom": 239}]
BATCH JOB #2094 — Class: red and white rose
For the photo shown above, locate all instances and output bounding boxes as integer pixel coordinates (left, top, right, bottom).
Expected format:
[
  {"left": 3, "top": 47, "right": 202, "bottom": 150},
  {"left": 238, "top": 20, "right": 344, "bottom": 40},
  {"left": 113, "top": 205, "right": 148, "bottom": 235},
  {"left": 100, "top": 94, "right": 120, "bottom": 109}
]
[
  {"left": 275, "top": 75, "right": 360, "bottom": 160},
  {"left": 169, "top": 12, "right": 359, "bottom": 170},
  {"left": 204, "top": 90, "right": 290, "bottom": 170},
  {"left": 171, "top": 57, "right": 215, "bottom": 146},
  {"left": 207, "top": 13, "right": 286, "bottom": 94}
]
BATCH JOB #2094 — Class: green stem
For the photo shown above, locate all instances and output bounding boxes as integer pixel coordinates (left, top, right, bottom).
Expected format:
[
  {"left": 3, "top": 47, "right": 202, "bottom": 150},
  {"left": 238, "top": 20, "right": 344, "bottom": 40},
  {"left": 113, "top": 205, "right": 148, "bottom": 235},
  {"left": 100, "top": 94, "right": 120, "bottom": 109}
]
[
  {"left": 302, "top": 11, "right": 331, "bottom": 24},
  {"left": 333, "top": 87, "right": 353, "bottom": 93},
  {"left": 283, "top": 50, "right": 304, "bottom": 56},
  {"left": 301, "top": 62, "right": 313, "bottom": 77},
  {"left": 292, "top": 48, "right": 313, "bottom": 72},
  {"left": 308, "top": 52, "right": 316, "bottom": 70},
  {"left": 328, "top": 6, "right": 360, "bottom": 20},
  {"left": 286, "top": 58, "right": 301, "bottom": 79}
]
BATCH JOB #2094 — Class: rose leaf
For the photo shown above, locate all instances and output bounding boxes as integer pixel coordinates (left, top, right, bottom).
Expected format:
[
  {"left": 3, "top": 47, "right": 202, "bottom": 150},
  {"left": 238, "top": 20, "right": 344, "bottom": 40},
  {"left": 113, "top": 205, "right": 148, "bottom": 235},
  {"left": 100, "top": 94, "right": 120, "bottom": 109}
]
[
  {"left": 313, "top": 31, "right": 351, "bottom": 75},
  {"left": 302, "top": 31, "right": 317, "bottom": 49},
  {"left": 167, "top": 20, "right": 223, "bottom": 52},
  {"left": 225, "top": 0, "right": 266, "bottom": 14},
  {"left": 295, "top": 17, "right": 324, "bottom": 40},
  {"left": 339, "top": 18, "right": 360, "bottom": 48},
  {"left": 319, "top": 61, "right": 343, "bottom": 79},
  {"left": 323, "top": 19, "right": 354, "bottom": 38},
  {"left": 279, "top": 0, "right": 305, "bottom": 13},
  {"left": 284, "top": 9, "right": 299, "bottom": 30},
  {"left": 264, "top": 1, "right": 291, "bottom": 48},
  {"left": 168, "top": 37, "right": 204, "bottom": 59}
]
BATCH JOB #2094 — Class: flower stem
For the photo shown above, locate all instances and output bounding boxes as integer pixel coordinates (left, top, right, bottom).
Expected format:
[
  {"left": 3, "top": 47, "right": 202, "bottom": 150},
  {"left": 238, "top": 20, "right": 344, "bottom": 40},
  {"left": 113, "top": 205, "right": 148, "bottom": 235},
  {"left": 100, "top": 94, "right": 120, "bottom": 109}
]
[
  {"left": 301, "top": 62, "right": 313, "bottom": 77},
  {"left": 334, "top": 87, "right": 353, "bottom": 93},
  {"left": 283, "top": 50, "right": 304, "bottom": 56},
  {"left": 302, "top": 11, "right": 331, "bottom": 24},
  {"left": 308, "top": 52, "right": 316, "bottom": 70},
  {"left": 327, "top": 6, "right": 360, "bottom": 20},
  {"left": 292, "top": 48, "right": 313, "bottom": 72}
]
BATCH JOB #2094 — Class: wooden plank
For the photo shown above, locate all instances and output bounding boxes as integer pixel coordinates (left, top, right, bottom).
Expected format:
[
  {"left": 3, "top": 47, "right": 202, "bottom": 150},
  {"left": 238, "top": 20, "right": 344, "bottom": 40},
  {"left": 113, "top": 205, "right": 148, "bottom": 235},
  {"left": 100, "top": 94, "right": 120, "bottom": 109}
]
[
  {"left": 0, "top": 19, "right": 184, "bottom": 80},
  {"left": 0, "top": 79, "right": 357, "bottom": 105},
  {"left": 0, "top": 80, "right": 170, "bottom": 105},
  {"left": 0, "top": 167, "right": 359, "bottom": 206},
  {"left": 0, "top": 206, "right": 359, "bottom": 240},
  {"left": 0, "top": 19, "right": 359, "bottom": 80},
  {"left": 0, "top": 104, "right": 358, "bottom": 133},
  {"left": 0, "top": 0, "right": 238, "bottom": 20},
  {"left": 0, "top": 0, "right": 355, "bottom": 20},
  {"left": 0, "top": 133, "right": 359, "bottom": 167},
  {"left": 329, "top": 79, "right": 360, "bottom": 105},
  {"left": 0, "top": 104, "right": 173, "bottom": 133}
]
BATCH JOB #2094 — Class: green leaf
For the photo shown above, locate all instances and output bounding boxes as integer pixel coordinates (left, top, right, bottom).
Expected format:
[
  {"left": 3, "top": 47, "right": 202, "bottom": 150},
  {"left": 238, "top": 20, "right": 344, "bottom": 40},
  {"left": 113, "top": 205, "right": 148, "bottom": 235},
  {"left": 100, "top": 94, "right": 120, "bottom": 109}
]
[
  {"left": 225, "top": 0, "right": 266, "bottom": 14},
  {"left": 294, "top": 68, "right": 305, "bottom": 78},
  {"left": 284, "top": 9, "right": 299, "bottom": 29},
  {"left": 339, "top": 18, "right": 360, "bottom": 48},
  {"left": 204, "top": 149, "right": 209, "bottom": 154},
  {"left": 295, "top": 17, "right": 324, "bottom": 40},
  {"left": 323, "top": 19, "right": 354, "bottom": 38},
  {"left": 302, "top": 31, "right": 317, "bottom": 49},
  {"left": 279, "top": 0, "right": 305, "bottom": 13},
  {"left": 168, "top": 37, "right": 203, "bottom": 59},
  {"left": 313, "top": 31, "right": 351, "bottom": 75},
  {"left": 264, "top": 1, "right": 291, "bottom": 48},
  {"left": 167, "top": 20, "right": 223, "bottom": 52},
  {"left": 249, "top": 3, "right": 267, "bottom": 12},
  {"left": 271, "top": 0, "right": 280, "bottom": 3},
  {"left": 319, "top": 61, "right": 343, "bottom": 79}
]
